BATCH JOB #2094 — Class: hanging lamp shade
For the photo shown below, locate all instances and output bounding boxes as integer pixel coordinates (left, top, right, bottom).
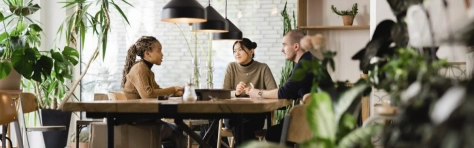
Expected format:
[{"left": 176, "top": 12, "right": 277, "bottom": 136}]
[
  {"left": 191, "top": 5, "right": 228, "bottom": 32},
  {"left": 213, "top": 19, "right": 242, "bottom": 40},
  {"left": 161, "top": 0, "right": 207, "bottom": 23}
]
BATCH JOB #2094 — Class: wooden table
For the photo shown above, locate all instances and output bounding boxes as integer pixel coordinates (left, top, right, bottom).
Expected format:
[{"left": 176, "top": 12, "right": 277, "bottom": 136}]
[{"left": 63, "top": 98, "right": 291, "bottom": 148}]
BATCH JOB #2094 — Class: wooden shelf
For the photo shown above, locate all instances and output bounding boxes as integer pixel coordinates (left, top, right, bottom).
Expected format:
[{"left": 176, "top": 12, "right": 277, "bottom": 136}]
[{"left": 299, "top": 25, "right": 370, "bottom": 30}]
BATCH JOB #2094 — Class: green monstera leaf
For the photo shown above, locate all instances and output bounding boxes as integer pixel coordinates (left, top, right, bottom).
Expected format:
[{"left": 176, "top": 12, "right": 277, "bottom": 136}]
[
  {"left": 0, "top": 61, "right": 12, "bottom": 79},
  {"left": 31, "top": 55, "right": 53, "bottom": 82},
  {"left": 11, "top": 47, "right": 36, "bottom": 79}
]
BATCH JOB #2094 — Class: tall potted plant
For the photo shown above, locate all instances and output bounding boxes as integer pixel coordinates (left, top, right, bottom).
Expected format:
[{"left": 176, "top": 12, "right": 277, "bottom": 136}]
[
  {"left": 58, "top": 0, "right": 132, "bottom": 109},
  {"left": 0, "top": 0, "right": 78, "bottom": 90},
  {"left": 0, "top": 0, "right": 80, "bottom": 148}
]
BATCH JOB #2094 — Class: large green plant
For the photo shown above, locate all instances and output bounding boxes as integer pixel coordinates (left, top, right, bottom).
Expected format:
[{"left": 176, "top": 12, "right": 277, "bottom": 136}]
[
  {"left": 274, "top": 0, "right": 297, "bottom": 125},
  {"left": 58, "top": 0, "right": 132, "bottom": 109},
  {"left": 0, "top": 0, "right": 78, "bottom": 84}
]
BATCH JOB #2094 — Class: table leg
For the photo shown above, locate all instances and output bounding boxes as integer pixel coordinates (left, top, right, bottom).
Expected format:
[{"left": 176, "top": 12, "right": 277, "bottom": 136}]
[
  {"left": 233, "top": 114, "right": 244, "bottom": 147},
  {"left": 201, "top": 119, "right": 218, "bottom": 145},
  {"left": 175, "top": 119, "right": 211, "bottom": 148},
  {"left": 106, "top": 115, "right": 114, "bottom": 148},
  {"left": 6, "top": 123, "right": 9, "bottom": 148},
  {"left": 75, "top": 123, "right": 79, "bottom": 148}
]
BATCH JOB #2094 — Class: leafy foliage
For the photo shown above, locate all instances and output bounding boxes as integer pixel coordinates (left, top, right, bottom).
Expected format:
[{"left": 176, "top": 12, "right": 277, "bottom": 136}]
[
  {"left": 331, "top": 3, "right": 358, "bottom": 16},
  {"left": 0, "top": 0, "right": 79, "bottom": 83},
  {"left": 58, "top": 0, "right": 133, "bottom": 109},
  {"left": 274, "top": 0, "right": 297, "bottom": 125}
]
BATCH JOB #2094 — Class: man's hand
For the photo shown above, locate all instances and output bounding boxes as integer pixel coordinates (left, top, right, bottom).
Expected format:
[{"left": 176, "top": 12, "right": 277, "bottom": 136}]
[
  {"left": 236, "top": 81, "right": 246, "bottom": 95},
  {"left": 246, "top": 88, "right": 260, "bottom": 99},
  {"left": 302, "top": 93, "right": 312, "bottom": 104}
]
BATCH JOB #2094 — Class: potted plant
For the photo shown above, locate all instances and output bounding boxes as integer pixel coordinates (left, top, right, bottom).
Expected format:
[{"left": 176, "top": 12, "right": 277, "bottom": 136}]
[
  {"left": 331, "top": 3, "right": 358, "bottom": 26},
  {"left": 0, "top": 0, "right": 77, "bottom": 90},
  {"left": 0, "top": 0, "right": 80, "bottom": 147},
  {"left": 0, "top": 0, "right": 130, "bottom": 147}
]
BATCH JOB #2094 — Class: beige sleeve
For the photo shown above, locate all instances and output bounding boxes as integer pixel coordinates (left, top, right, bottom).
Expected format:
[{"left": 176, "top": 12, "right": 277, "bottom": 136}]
[
  {"left": 263, "top": 64, "right": 278, "bottom": 90},
  {"left": 129, "top": 69, "right": 176, "bottom": 99},
  {"left": 223, "top": 63, "right": 234, "bottom": 90}
]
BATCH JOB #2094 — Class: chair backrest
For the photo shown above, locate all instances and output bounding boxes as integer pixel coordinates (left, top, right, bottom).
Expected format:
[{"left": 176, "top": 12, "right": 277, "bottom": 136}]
[
  {"left": 20, "top": 93, "right": 38, "bottom": 114},
  {"left": 286, "top": 105, "right": 312, "bottom": 143},
  {"left": 107, "top": 92, "right": 126, "bottom": 100},
  {"left": 0, "top": 92, "right": 18, "bottom": 124},
  {"left": 94, "top": 93, "right": 108, "bottom": 101}
]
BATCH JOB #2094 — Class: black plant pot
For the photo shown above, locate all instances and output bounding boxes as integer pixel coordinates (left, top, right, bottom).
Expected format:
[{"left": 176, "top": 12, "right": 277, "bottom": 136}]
[{"left": 40, "top": 109, "right": 72, "bottom": 148}]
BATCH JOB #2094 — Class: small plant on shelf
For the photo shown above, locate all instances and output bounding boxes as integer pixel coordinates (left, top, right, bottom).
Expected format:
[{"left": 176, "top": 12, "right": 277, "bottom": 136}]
[{"left": 331, "top": 3, "right": 358, "bottom": 26}]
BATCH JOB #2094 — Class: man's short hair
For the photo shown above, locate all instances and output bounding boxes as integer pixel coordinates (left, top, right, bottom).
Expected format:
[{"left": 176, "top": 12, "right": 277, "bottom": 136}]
[{"left": 284, "top": 29, "right": 306, "bottom": 45}]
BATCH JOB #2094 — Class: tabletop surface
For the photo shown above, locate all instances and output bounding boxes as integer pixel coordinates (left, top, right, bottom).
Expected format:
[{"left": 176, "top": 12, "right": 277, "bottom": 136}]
[{"left": 62, "top": 98, "right": 292, "bottom": 113}]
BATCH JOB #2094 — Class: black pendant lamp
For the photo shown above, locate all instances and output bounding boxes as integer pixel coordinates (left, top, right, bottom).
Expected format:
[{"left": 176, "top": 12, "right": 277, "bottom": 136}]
[
  {"left": 213, "top": 0, "right": 242, "bottom": 40},
  {"left": 191, "top": 0, "right": 228, "bottom": 32},
  {"left": 161, "top": 0, "right": 207, "bottom": 23}
]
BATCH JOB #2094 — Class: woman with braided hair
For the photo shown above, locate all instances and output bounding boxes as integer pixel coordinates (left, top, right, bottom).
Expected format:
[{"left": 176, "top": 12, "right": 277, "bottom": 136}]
[
  {"left": 122, "top": 36, "right": 184, "bottom": 99},
  {"left": 121, "top": 36, "right": 186, "bottom": 148}
]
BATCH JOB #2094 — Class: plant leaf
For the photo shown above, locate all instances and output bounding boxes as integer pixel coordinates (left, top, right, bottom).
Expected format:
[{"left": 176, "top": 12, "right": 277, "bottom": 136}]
[
  {"left": 50, "top": 50, "right": 65, "bottom": 62},
  {"left": 0, "top": 61, "right": 12, "bottom": 79},
  {"left": 307, "top": 92, "right": 336, "bottom": 141},
  {"left": 31, "top": 55, "right": 53, "bottom": 82},
  {"left": 301, "top": 137, "right": 334, "bottom": 148},
  {"left": 240, "top": 141, "right": 288, "bottom": 148},
  {"left": 336, "top": 113, "right": 357, "bottom": 143},
  {"left": 111, "top": 2, "right": 130, "bottom": 25},
  {"left": 334, "top": 81, "right": 369, "bottom": 125},
  {"left": 337, "top": 125, "right": 383, "bottom": 148},
  {"left": 62, "top": 46, "right": 79, "bottom": 65},
  {"left": 28, "top": 24, "right": 42, "bottom": 32},
  {"left": 11, "top": 47, "right": 36, "bottom": 79},
  {"left": 0, "top": 11, "right": 4, "bottom": 21}
]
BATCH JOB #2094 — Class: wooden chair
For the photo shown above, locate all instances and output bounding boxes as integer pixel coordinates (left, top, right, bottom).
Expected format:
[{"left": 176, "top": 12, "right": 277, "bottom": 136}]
[
  {"left": 280, "top": 81, "right": 367, "bottom": 147},
  {"left": 74, "top": 93, "right": 108, "bottom": 148},
  {"left": 107, "top": 92, "right": 126, "bottom": 100},
  {"left": 216, "top": 119, "right": 235, "bottom": 148},
  {"left": 19, "top": 93, "right": 66, "bottom": 147},
  {"left": 0, "top": 92, "right": 24, "bottom": 148},
  {"left": 279, "top": 105, "right": 312, "bottom": 146}
]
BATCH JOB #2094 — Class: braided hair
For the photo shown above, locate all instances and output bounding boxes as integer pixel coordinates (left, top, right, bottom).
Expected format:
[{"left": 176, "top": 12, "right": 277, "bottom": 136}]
[{"left": 121, "top": 36, "right": 159, "bottom": 88}]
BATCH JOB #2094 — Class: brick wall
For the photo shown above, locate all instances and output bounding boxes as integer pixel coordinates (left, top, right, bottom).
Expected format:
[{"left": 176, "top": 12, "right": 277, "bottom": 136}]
[{"left": 81, "top": 0, "right": 297, "bottom": 96}]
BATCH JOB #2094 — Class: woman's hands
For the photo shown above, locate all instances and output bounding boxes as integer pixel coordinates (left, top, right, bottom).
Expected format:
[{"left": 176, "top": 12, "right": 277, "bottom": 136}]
[{"left": 235, "top": 81, "right": 247, "bottom": 96}]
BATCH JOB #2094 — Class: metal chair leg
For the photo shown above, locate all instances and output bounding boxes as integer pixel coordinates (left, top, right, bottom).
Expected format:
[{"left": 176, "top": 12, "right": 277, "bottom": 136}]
[
  {"left": 0, "top": 136, "right": 13, "bottom": 148},
  {"left": 13, "top": 121, "right": 23, "bottom": 148}
]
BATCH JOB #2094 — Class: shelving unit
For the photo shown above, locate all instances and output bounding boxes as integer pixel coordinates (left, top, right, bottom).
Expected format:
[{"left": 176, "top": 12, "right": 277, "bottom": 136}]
[{"left": 297, "top": 0, "right": 372, "bottom": 120}]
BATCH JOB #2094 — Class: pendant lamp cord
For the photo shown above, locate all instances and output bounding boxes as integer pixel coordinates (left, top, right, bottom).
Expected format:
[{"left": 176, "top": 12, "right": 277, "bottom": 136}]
[
  {"left": 209, "top": 0, "right": 210, "bottom": 6},
  {"left": 225, "top": 0, "right": 227, "bottom": 18}
]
